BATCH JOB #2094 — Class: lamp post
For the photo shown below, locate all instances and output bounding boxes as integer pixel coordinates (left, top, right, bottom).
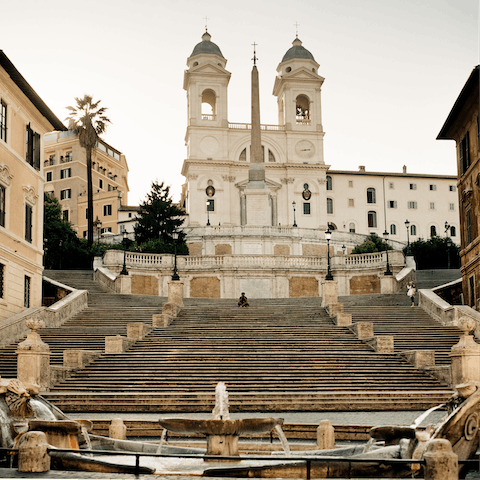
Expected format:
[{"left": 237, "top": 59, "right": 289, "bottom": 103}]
[
  {"left": 325, "top": 229, "right": 333, "bottom": 280},
  {"left": 446, "top": 237, "right": 452, "bottom": 269},
  {"left": 292, "top": 201, "right": 297, "bottom": 227},
  {"left": 342, "top": 244, "right": 346, "bottom": 255},
  {"left": 171, "top": 231, "right": 180, "bottom": 281},
  {"left": 120, "top": 231, "right": 128, "bottom": 275},
  {"left": 206, "top": 200, "right": 211, "bottom": 226},
  {"left": 383, "top": 230, "right": 392, "bottom": 276},
  {"left": 444, "top": 221, "right": 451, "bottom": 236},
  {"left": 96, "top": 219, "right": 102, "bottom": 256},
  {"left": 405, "top": 219, "right": 410, "bottom": 255}
]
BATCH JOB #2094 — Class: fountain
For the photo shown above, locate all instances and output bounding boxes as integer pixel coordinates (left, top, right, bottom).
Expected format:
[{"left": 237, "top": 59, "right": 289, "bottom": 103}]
[{"left": 158, "top": 382, "right": 285, "bottom": 458}]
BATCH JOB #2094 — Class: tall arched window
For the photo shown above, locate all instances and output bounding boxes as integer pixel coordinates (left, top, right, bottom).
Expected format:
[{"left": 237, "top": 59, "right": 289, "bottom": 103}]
[
  {"left": 367, "top": 211, "right": 377, "bottom": 228},
  {"left": 326, "top": 175, "right": 332, "bottom": 191},
  {"left": 450, "top": 226, "right": 456, "bottom": 236},
  {"left": 327, "top": 198, "right": 333, "bottom": 214},
  {"left": 390, "top": 224, "right": 397, "bottom": 235},
  {"left": 296, "top": 95, "right": 310, "bottom": 125},
  {"left": 201, "top": 89, "right": 216, "bottom": 119},
  {"left": 367, "top": 188, "right": 376, "bottom": 204},
  {"left": 349, "top": 222, "right": 356, "bottom": 233},
  {"left": 411, "top": 225, "right": 417, "bottom": 236},
  {"left": 430, "top": 225, "right": 437, "bottom": 237}
]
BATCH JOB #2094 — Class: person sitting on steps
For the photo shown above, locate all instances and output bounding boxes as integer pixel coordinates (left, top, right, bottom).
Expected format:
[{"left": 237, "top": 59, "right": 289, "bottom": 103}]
[{"left": 238, "top": 292, "right": 249, "bottom": 308}]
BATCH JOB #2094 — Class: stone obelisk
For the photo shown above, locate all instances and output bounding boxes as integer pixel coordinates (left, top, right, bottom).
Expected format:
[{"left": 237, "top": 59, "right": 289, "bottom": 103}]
[{"left": 245, "top": 45, "right": 271, "bottom": 225}]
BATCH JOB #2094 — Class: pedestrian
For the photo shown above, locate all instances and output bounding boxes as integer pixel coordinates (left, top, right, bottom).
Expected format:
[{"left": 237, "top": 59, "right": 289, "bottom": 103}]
[
  {"left": 406, "top": 281, "right": 416, "bottom": 307},
  {"left": 238, "top": 292, "right": 249, "bottom": 308}
]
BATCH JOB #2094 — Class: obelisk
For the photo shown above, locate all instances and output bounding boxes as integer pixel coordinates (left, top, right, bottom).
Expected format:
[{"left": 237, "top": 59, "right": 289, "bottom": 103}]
[{"left": 245, "top": 44, "right": 271, "bottom": 225}]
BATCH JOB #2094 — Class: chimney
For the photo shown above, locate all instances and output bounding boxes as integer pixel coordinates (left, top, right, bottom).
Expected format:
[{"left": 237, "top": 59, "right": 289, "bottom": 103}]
[
  {"left": 358, "top": 166, "right": 365, "bottom": 172},
  {"left": 402, "top": 165, "right": 407, "bottom": 174}
]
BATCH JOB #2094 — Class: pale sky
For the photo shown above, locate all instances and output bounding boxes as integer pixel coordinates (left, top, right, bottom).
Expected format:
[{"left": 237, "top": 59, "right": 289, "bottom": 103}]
[{"left": 2, "top": 0, "right": 478, "bottom": 204}]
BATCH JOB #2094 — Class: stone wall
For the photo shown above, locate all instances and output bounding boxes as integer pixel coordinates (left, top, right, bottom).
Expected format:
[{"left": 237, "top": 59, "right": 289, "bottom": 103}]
[
  {"left": 350, "top": 275, "right": 381, "bottom": 295},
  {"left": 289, "top": 277, "right": 319, "bottom": 297},
  {"left": 190, "top": 277, "right": 221, "bottom": 298},
  {"left": 215, "top": 244, "right": 232, "bottom": 255},
  {"left": 187, "top": 242, "right": 202, "bottom": 256},
  {"left": 131, "top": 275, "right": 158, "bottom": 296},
  {"left": 274, "top": 244, "right": 290, "bottom": 255}
]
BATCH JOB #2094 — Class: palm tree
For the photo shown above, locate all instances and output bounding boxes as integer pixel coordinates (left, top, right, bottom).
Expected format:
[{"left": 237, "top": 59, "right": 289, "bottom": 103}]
[{"left": 66, "top": 96, "right": 110, "bottom": 247}]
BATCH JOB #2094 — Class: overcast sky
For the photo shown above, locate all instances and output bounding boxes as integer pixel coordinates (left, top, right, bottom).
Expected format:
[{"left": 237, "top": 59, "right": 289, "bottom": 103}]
[{"left": 2, "top": 0, "right": 478, "bottom": 204}]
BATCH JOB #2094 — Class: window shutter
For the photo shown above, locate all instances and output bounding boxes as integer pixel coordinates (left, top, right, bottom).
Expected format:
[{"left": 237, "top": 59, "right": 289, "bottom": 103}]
[{"left": 33, "top": 132, "right": 41, "bottom": 170}]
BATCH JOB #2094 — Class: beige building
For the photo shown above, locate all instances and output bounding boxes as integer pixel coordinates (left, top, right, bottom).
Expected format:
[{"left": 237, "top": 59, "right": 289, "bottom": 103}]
[
  {"left": 0, "top": 51, "right": 66, "bottom": 321},
  {"left": 44, "top": 131, "right": 129, "bottom": 238}
]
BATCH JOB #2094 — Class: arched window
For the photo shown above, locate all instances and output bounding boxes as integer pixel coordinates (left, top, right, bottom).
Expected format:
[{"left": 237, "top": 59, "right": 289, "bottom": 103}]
[
  {"left": 367, "top": 188, "right": 376, "bottom": 204},
  {"left": 450, "top": 226, "right": 456, "bottom": 237},
  {"left": 327, "top": 198, "right": 333, "bottom": 214},
  {"left": 238, "top": 145, "right": 276, "bottom": 162},
  {"left": 411, "top": 225, "right": 417, "bottom": 236},
  {"left": 328, "top": 223, "right": 337, "bottom": 231},
  {"left": 239, "top": 148, "right": 246, "bottom": 161},
  {"left": 268, "top": 150, "right": 276, "bottom": 162},
  {"left": 326, "top": 176, "right": 332, "bottom": 191},
  {"left": 390, "top": 224, "right": 397, "bottom": 235},
  {"left": 367, "top": 211, "right": 377, "bottom": 228},
  {"left": 296, "top": 95, "right": 310, "bottom": 125},
  {"left": 349, "top": 222, "right": 356, "bottom": 233},
  {"left": 430, "top": 225, "right": 437, "bottom": 237},
  {"left": 201, "top": 89, "right": 216, "bottom": 119}
]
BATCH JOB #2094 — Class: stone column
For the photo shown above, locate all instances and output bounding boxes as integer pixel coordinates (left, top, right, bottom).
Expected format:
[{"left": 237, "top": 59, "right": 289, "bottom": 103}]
[
  {"left": 168, "top": 280, "right": 184, "bottom": 307},
  {"left": 109, "top": 418, "right": 127, "bottom": 440},
  {"left": 16, "top": 318, "right": 50, "bottom": 391},
  {"left": 18, "top": 431, "right": 50, "bottom": 473},
  {"left": 423, "top": 439, "right": 458, "bottom": 480},
  {"left": 321, "top": 280, "right": 338, "bottom": 307},
  {"left": 450, "top": 316, "right": 480, "bottom": 386},
  {"left": 317, "top": 420, "right": 335, "bottom": 449}
]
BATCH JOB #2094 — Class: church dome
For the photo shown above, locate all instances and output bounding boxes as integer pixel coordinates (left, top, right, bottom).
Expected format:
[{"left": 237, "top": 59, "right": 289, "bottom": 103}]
[
  {"left": 281, "top": 38, "right": 315, "bottom": 62},
  {"left": 191, "top": 31, "right": 224, "bottom": 58}
]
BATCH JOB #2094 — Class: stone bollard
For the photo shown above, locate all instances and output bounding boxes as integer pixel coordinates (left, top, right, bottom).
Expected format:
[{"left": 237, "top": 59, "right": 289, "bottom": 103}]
[
  {"left": 450, "top": 317, "right": 480, "bottom": 385},
  {"left": 105, "top": 336, "right": 135, "bottom": 354},
  {"left": 16, "top": 318, "right": 51, "bottom": 391},
  {"left": 63, "top": 350, "right": 101, "bottom": 369},
  {"left": 168, "top": 280, "right": 184, "bottom": 307},
  {"left": 423, "top": 439, "right": 458, "bottom": 480},
  {"left": 402, "top": 350, "right": 435, "bottom": 369},
  {"left": 367, "top": 336, "right": 394, "bottom": 354},
  {"left": 127, "top": 322, "right": 153, "bottom": 340},
  {"left": 333, "top": 313, "right": 352, "bottom": 326},
  {"left": 109, "top": 418, "right": 127, "bottom": 440},
  {"left": 350, "top": 322, "right": 374, "bottom": 340},
  {"left": 18, "top": 431, "right": 50, "bottom": 472},
  {"left": 317, "top": 420, "right": 335, "bottom": 449},
  {"left": 115, "top": 274, "right": 132, "bottom": 294},
  {"left": 321, "top": 280, "right": 338, "bottom": 307},
  {"left": 163, "top": 302, "right": 181, "bottom": 318},
  {"left": 153, "top": 314, "right": 173, "bottom": 327},
  {"left": 327, "top": 303, "right": 344, "bottom": 317}
]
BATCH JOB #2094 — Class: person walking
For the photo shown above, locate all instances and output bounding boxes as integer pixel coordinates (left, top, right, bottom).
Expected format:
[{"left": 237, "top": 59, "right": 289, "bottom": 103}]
[{"left": 406, "top": 281, "right": 416, "bottom": 307}]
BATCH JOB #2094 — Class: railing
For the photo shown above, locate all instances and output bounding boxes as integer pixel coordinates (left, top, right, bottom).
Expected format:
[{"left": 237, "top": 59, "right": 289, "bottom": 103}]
[
  {"left": 228, "top": 122, "right": 286, "bottom": 131},
  {"left": 202, "top": 114, "right": 216, "bottom": 120},
  {"left": 296, "top": 117, "right": 311, "bottom": 125}
]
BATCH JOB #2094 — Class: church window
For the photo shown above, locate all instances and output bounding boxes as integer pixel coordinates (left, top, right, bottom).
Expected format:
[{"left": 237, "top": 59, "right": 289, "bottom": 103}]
[
  {"left": 239, "top": 149, "right": 247, "bottom": 161},
  {"left": 366, "top": 187, "right": 376, "bottom": 204},
  {"left": 367, "top": 211, "right": 377, "bottom": 228},
  {"left": 349, "top": 223, "right": 356, "bottom": 233},
  {"left": 286, "top": 67, "right": 292, "bottom": 73},
  {"left": 326, "top": 176, "right": 332, "bottom": 190},
  {"left": 268, "top": 150, "right": 276, "bottom": 162},
  {"left": 390, "top": 224, "right": 397, "bottom": 235},
  {"left": 327, "top": 198, "right": 333, "bottom": 214},
  {"left": 193, "top": 62, "right": 198, "bottom": 67},
  {"left": 295, "top": 95, "right": 310, "bottom": 125},
  {"left": 201, "top": 89, "right": 216, "bottom": 120},
  {"left": 303, "top": 203, "right": 310, "bottom": 215}
]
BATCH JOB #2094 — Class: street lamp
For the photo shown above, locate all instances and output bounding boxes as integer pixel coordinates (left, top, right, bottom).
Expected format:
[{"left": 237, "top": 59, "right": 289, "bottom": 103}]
[
  {"left": 445, "top": 221, "right": 451, "bottom": 236},
  {"left": 120, "top": 231, "right": 129, "bottom": 275},
  {"left": 446, "top": 237, "right": 452, "bottom": 269},
  {"left": 96, "top": 219, "right": 102, "bottom": 256},
  {"left": 325, "top": 228, "right": 333, "bottom": 280},
  {"left": 405, "top": 219, "right": 410, "bottom": 255},
  {"left": 206, "top": 200, "right": 211, "bottom": 226},
  {"left": 171, "top": 230, "right": 180, "bottom": 281},
  {"left": 383, "top": 230, "right": 392, "bottom": 276},
  {"left": 292, "top": 201, "right": 297, "bottom": 227},
  {"left": 342, "top": 244, "right": 346, "bottom": 255}
]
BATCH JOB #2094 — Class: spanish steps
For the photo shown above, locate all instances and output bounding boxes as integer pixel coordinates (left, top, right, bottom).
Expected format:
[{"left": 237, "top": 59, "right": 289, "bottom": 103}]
[{"left": 0, "top": 270, "right": 464, "bottom": 412}]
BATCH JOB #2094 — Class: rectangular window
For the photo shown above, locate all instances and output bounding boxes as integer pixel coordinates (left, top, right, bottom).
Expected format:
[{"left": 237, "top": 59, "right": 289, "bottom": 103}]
[
  {"left": 83, "top": 230, "right": 87, "bottom": 238},
  {"left": 103, "top": 204, "right": 112, "bottom": 216},
  {"left": 449, "top": 203, "right": 455, "bottom": 211},
  {"left": 108, "top": 184, "right": 112, "bottom": 191},
  {"left": 303, "top": 203, "right": 311, "bottom": 215},
  {"left": 24, "top": 275, "right": 30, "bottom": 308},
  {"left": 0, "top": 184, "right": 5, "bottom": 227},
  {"left": 0, "top": 263, "right": 4, "bottom": 298},
  {"left": 64, "top": 152, "right": 72, "bottom": 162},
  {"left": 408, "top": 201, "right": 417, "bottom": 209},
  {"left": 348, "top": 180, "right": 353, "bottom": 188},
  {"left": 348, "top": 198, "right": 354, "bottom": 207},
  {"left": 99, "top": 179, "right": 103, "bottom": 189},
  {"left": 449, "top": 185, "right": 456, "bottom": 192},
  {"left": 207, "top": 199, "right": 214, "bottom": 212},
  {"left": 469, "top": 276, "right": 475, "bottom": 308},
  {"left": 429, "top": 202, "right": 435, "bottom": 210},
  {"left": 48, "top": 154, "right": 55, "bottom": 166},
  {"left": 25, "top": 204, "right": 32, "bottom": 243},
  {"left": 0, "top": 100, "right": 7, "bottom": 142},
  {"left": 409, "top": 183, "right": 417, "bottom": 190},
  {"left": 85, "top": 208, "right": 89, "bottom": 219},
  {"left": 459, "top": 132, "right": 471, "bottom": 174},
  {"left": 388, "top": 200, "right": 397, "bottom": 209},
  {"left": 60, "top": 189, "right": 71, "bottom": 200},
  {"left": 60, "top": 168, "right": 71, "bottom": 179},
  {"left": 466, "top": 207, "right": 473, "bottom": 244},
  {"left": 429, "top": 184, "right": 436, "bottom": 191},
  {"left": 101, "top": 227, "right": 112, "bottom": 234},
  {"left": 46, "top": 172, "right": 52, "bottom": 182},
  {"left": 327, "top": 198, "right": 333, "bottom": 214},
  {"left": 25, "top": 124, "right": 41, "bottom": 170},
  {"left": 367, "top": 211, "right": 377, "bottom": 228},
  {"left": 390, "top": 224, "right": 397, "bottom": 235},
  {"left": 62, "top": 210, "right": 69, "bottom": 221}
]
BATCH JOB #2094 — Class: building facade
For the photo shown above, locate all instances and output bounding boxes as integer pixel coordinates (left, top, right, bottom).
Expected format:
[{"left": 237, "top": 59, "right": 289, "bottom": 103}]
[
  {"left": 0, "top": 51, "right": 66, "bottom": 321},
  {"left": 44, "top": 131, "right": 129, "bottom": 238},
  {"left": 437, "top": 66, "right": 480, "bottom": 310}
]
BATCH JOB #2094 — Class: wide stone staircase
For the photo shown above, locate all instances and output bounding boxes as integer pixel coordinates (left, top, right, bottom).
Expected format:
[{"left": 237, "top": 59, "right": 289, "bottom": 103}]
[{"left": 0, "top": 270, "right": 464, "bottom": 412}]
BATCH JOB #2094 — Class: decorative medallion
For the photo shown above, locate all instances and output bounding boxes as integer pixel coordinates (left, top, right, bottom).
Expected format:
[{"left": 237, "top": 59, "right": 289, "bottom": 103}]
[
  {"left": 295, "top": 140, "right": 315, "bottom": 159},
  {"left": 0, "top": 164, "right": 13, "bottom": 186},
  {"left": 302, "top": 183, "right": 311, "bottom": 200},
  {"left": 206, "top": 185, "right": 215, "bottom": 197},
  {"left": 23, "top": 185, "right": 38, "bottom": 205},
  {"left": 464, "top": 412, "right": 479, "bottom": 440}
]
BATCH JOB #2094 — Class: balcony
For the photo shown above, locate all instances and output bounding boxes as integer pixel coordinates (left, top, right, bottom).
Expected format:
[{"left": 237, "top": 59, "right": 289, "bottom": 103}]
[
  {"left": 202, "top": 114, "right": 216, "bottom": 121},
  {"left": 228, "top": 122, "right": 285, "bottom": 131}
]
